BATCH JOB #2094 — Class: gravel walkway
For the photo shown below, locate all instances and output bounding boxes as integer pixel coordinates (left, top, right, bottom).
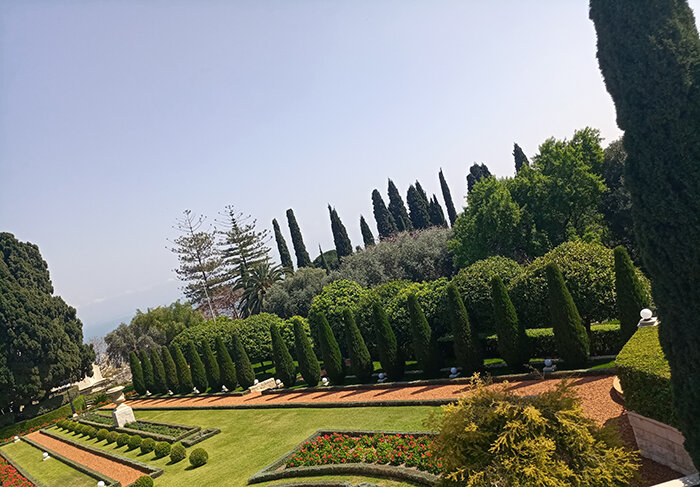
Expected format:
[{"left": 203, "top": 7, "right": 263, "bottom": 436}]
[{"left": 26, "top": 431, "right": 150, "bottom": 486}]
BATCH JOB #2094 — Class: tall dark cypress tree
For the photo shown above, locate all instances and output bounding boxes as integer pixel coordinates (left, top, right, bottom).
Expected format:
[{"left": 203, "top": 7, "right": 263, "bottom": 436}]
[
  {"left": 359, "top": 216, "right": 375, "bottom": 247},
  {"left": 286, "top": 209, "right": 312, "bottom": 268},
  {"left": 272, "top": 218, "right": 294, "bottom": 271},
  {"left": 614, "top": 246, "right": 650, "bottom": 344},
  {"left": 406, "top": 185, "right": 432, "bottom": 229},
  {"left": 415, "top": 181, "right": 429, "bottom": 207},
  {"left": 150, "top": 348, "right": 167, "bottom": 394},
  {"left": 186, "top": 342, "right": 208, "bottom": 392},
  {"left": 270, "top": 323, "right": 296, "bottom": 387},
  {"left": 343, "top": 308, "right": 373, "bottom": 383},
  {"left": 513, "top": 143, "right": 529, "bottom": 173},
  {"left": 445, "top": 283, "right": 482, "bottom": 374},
  {"left": 328, "top": 206, "right": 353, "bottom": 260},
  {"left": 407, "top": 294, "right": 440, "bottom": 377},
  {"left": 201, "top": 341, "right": 221, "bottom": 391},
  {"left": 371, "top": 302, "right": 403, "bottom": 381},
  {"left": 491, "top": 276, "right": 529, "bottom": 370},
  {"left": 216, "top": 336, "right": 237, "bottom": 390},
  {"left": 292, "top": 317, "right": 321, "bottom": 386},
  {"left": 230, "top": 331, "right": 256, "bottom": 388},
  {"left": 139, "top": 350, "right": 155, "bottom": 393},
  {"left": 591, "top": 2, "right": 700, "bottom": 464},
  {"left": 171, "top": 343, "right": 193, "bottom": 394},
  {"left": 161, "top": 346, "right": 179, "bottom": 393},
  {"left": 387, "top": 179, "right": 413, "bottom": 232},
  {"left": 439, "top": 168, "right": 458, "bottom": 226},
  {"left": 310, "top": 311, "right": 345, "bottom": 384},
  {"left": 371, "top": 189, "right": 398, "bottom": 238},
  {"left": 467, "top": 163, "right": 492, "bottom": 193},
  {"left": 318, "top": 245, "right": 331, "bottom": 274},
  {"left": 129, "top": 351, "right": 146, "bottom": 395},
  {"left": 428, "top": 195, "right": 447, "bottom": 227}
]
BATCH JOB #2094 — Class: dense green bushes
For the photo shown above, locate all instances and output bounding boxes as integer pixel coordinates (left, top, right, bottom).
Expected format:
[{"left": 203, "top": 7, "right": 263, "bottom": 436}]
[
  {"left": 263, "top": 267, "right": 329, "bottom": 318},
  {"left": 343, "top": 309, "right": 373, "bottom": 382},
  {"left": 310, "top": 311, "right": 345, "bottom": 384},
  {"left": 130, "top": 351, "right": 146, "bottom": 395},
  {"left": 293, "top": 316, "right": 320, "bottom": 386},
  {"left": 189, "top": 448, "right": 209, "bottom": 468},
  {"left": 308, "top": 280, "right": 369, "bottom": 353},
  {"left": 0, "top": 395, "right": 86, "bottom": 441},
  {"left": 154, "top": 441, "right": 171, "bottom": 458},
  {"left": 614, "top": 246, "right": 651, "bottom": 344},
  {"left": 140, "top": 437, "right": 155, "bottom": 454},
  {"left": 127, "top": 434, "right": 142, "bottom": 450},
  {"left": 171, "top": 343, "right": 193, "bottom": 394},
  {"left": 134, "top": 476, "right": 154, "bottom": 487},
  {"left": 270, "top": 322, "right": 296, "bottom": 387},
  {"left": 186, "top": 341, "right": 208, "bottom": 392},
  {"left": 445, "top": 284, "right": 481, "bottom": 374},
  {"left": 170, "top": 442, "right": 186, "bottom": 463},
  {"left": 371, "top": 301, "right": 403, "bottom": 380},
  {"left": 408, "top": 294, "right": 440, "bottom": 377},
  {"left": 215, "top": 336, "right": 237, "bottom": 391},
  {"left": 491, "top": 276, "right": 529, "bottom": 369}
]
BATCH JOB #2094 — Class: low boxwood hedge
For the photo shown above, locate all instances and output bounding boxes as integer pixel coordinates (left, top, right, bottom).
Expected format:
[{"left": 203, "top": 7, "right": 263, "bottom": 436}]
[{"left": 0, "top": 395, "right": 86, "bottom": 441}]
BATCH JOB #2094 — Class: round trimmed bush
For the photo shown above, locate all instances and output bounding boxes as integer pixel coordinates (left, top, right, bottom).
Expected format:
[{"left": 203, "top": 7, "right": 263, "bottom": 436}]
[
  {"left": 107, "top": 431, "right": 119, "bottom": 444},
  {"left": 170, "top": 442, "right": 186, "bottom": 463},
  {"left": 96, "top": 428, "right": 109, "bottom": 442},
  {"left": 154, "top": 441, "right": 171, "bottom": 459},
  {"left": 116, "top": 432, "right": 130, "bottom": 447},
  {"left": 128, "top": 434, "right": 142, "bottom": 451},
  {"left": 140, "top": 437, "right": 155, "bottom": 455},
  {"left": 133, "top": 476, "right": 154, "bottom": 487},
  {"left": 189, "top": 448, "right": 208, "bottom": 468},
  {"left": 86, "top": 426, "right": 98, "bottom": 438}
]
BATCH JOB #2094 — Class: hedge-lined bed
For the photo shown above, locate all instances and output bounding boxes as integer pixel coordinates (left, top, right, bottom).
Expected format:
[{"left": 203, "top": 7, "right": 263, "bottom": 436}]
[
  {"left": 0, "top": 396, "right": 87, "bottom": 443},
  {"left": 76, "top": 413, "right": 200, "bottom": 442}
]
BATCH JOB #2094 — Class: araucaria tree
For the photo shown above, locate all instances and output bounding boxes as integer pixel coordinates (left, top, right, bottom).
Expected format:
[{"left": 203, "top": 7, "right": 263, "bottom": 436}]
[
  {"left": 272, "top": 218, "right": 294, "bottom": 271},
  {"left": 310, "top": 311, "right": 345, "bottom": 384},
  {"left": 328, "top": 206, "right": 353, "bottom": 260},
  {"left": 407, "top": 185, "right": 432, "bottom": 229},
  {"left": 161, "top": 346, "right": 179, "bottom": 393},
  {"left": 217, "top": 206, "right": 271, "bottom": 288},
  {"left": 407, "top": 294, "right": 439, "bottom": 377},
  {"left": 439, "top": 168, "right": 458, "bottom": 226},
  {"left": 614, "top": 246, "right": 650, "bottom": 344},
  {"left": 491, "top": 276, "right": 529, "bottom": 369},
  {"left": 445, "top": 283, "right": 481, "bottom": 374},
  {"left": 150, "top": 348, "right": 167, "bottom": 394},
  {"left": 230, "top": 331, "right": 255, "bottom": 388},
  {"left": 387, "top": 179, "right": 413, "bottom": 232},
  {"left": 286, "top": 209, "right": 312, "bottom": 268},
  {"left": 270, "top": 323, "right": 296, "bottom": 387},
  {"left": 372, "top": 189, "right": 398, "bottom": 238},
  {"left": 467, "top": 163, "right": 492, "bottom": 193},
  {"left": 171, "top": 343, "right": 193, "bottom": 394},
  {"left": 343, "top": 308, "right": 373, "bottom": 383},
  {"left": 129, "top": 351, "right": 146, "bottom": 395},
  {"left": 201, "top": 340, "right": 221, "bottom": 391},
  {"left": 545, "top": 263, "right": 589, "bottom": 368},
  {"left": 359, "top": 216, "right": 375, "bottom": 247},
  {"left": 513, "top": 143, "right": 529, "bottom": 172},
  {"left": 215, "top": 336, "right": 237, "bottom": 390},
  {"left": 371, "top": 302, "right": 403, "bottom": 381},
  {"left": 186, "top": 342, "right": 208, "bottom": 392},
  {"left": 292, "top": 317, "right": 321, "bottom": 386},
  {"left": 139, "top": 350, "right": 155, "bottom": 393},
  {"left": 428, "top": 195, "right": 447, "bottom": 227}
]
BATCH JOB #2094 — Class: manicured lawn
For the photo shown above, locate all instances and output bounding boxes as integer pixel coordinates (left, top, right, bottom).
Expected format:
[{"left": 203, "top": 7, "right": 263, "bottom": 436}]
[
  {"left": 49, "top": 406, "right": 437, "bottom": 487},
  {"left": 1, "top": 440, "right": 96, "bottom": 487}
]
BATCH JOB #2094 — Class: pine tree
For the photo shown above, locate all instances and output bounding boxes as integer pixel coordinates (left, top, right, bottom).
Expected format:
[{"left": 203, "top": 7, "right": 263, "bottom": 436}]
[
  {"left": 439, "top": 168, "right": 458, "bottom": 226},
  {"left": 491, "top": 276, "right": 529, "bottom": 370},
  {"left": 161, "top": 346, "right": 179, "bottom": 393},
  {"left": 407, "top": 294, "right": 440, "bottom": 376},
  {"left": 139, "top": 350, "right": 155, "bottom": 393},
  {"left": 286, "top": 209, "right": 312, "bottom": 268},
  {"left": 215, "top": 336, "right": 237, "bottom": 390},
  {"left": 171, "top": 343, "right": 193, "bottom": 394},
  {"left": 428, "top": 195, "right": 447, "bottom": 227},
  {"left": 272, "top": 218, "right": 294, "bottom": 271},
  {"left": 614, "top": 246, "right": 650, "bottom": 344},
  {"left": 310, "top": 311, "right": 345, "bottom": 384},
  {"left": 230, "top": 331, "right": 255, "bottom": 388},
  {"left": 201, "top": 341, "right": 221, "bottom": 391},
  {"left": 217, "top": 206, "right": 271, "bottom": 289},
  {"left": 292, "top": 317, "right": 321, "bottom": 386},
  {"left": 270, "top": 323, "right": 296, "bottom": 387},
  {"left": 513, "top": 143, "right": 529, "bottom": 172},
  {"left": 371, "top": 302, "right": 403, "bottom": 381},
  {"left": 343, "top": 308, "right": 373, "bottom": 383},
  {"left": 545, "top": 263, "right": 589, "bottom": 368},
  {"left": 371, "top": 189, "right": 398, "bottom": 239},
  {"left": 466, "top": 163, "right": 492, "bottom": 193},
  {"left": 186, "top": 342, "right": 208, "bottom": 392},
  {"left": 359, "top": 216, "right": 375, "bottom": 247},
  {"left": 328, "top": 206, "right": 353, "bottom": 260},
  {"left": 129, "top": 351, "right": 146, "bottom": 395},
  {"left": 407, "top": 185, "right": 432, "bottom": 229},
  {"left": 150, "top": 348, "right": 167, "bottom": 394},
  {"left": 387, "top": 179, "right": 413, "bottom": 232},
  {"left": 445, "top": 283, "right": 482, "bottom": 374}
]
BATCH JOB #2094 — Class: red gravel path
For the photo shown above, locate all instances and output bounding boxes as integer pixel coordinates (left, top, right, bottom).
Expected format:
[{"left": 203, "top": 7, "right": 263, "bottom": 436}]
[{"left": 26, "top": 431, "right": 150, "bottom": 486}]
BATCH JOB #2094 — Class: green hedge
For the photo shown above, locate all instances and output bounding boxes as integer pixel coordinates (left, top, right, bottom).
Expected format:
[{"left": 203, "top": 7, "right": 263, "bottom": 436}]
[
  {"left": 616, "top": 326, "right": 675, "bottom": 426},
  {"left": 0, "top": 395, "right": 86, "bottom": 441}
]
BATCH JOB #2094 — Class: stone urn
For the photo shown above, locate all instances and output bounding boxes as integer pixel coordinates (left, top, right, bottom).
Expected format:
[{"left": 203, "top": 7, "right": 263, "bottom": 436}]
[{"left": 107, "top": 385, "right": 136, "bottom": 427}]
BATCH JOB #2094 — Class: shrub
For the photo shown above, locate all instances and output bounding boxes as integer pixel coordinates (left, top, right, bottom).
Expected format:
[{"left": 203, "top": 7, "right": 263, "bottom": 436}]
[
  {"left": 310, "top": 311, "right": 345, "bottom": 385},
  {"left": 343, "top": 308, "right": 373, "bottom": 383},
  {"left": 139, "top": 350, "right": 155, "bottom": 393},
  {"left": 150, "top": 347, "right": 167, "bottom": 394},
  {"left": 371, "top": 302, "right": 403, "bottom": 381},
  {"left": 614, "top": 246, "right": 651, "bottom": 345},
  {"left": 133, "top": 475, "right": 154, "bottom": 487},
  {"left": 161, "top": 346, "right": 179, "bottom": 393},
  {"left": 491, "top": 275, "right": 529, "bottom": 369},
  {"left": 263, "top": 267, "right": 329, "bottom": 318},
  {"left": 546, "top": 263, "right": 589, "bottom": 368},
  {"left": 201, "top": 340, "right": 221, "bottom": 391},
  {"left": 140, "top": 437, "right": 156, "bottom": 454},
  {"left": 292, "top": 316, "right": 321, "bottom": 386},
  {"left": 230, "top": 329, "right": 256, "bottom": 389},
  {"left": 186, "top": 342, "right": 208, "bottom": 393},
  {"left": 407, "top": 294, "right": 440, "bottom": 376},
  {"left": 309, "top": 280, "right": 369, "bottom": 354},
  {"left": 215, "top": 336, "right": 237, "bottom": 391},
  {"left": 445, "top": 283, "right": 481, "bottom": 374},
  {"left": 154, "top": 441, "right": 171, "bottom": 458},
  {"left": 107, "top": 431, "right": 119, "bottom": 444},
  {"left": 85, "top": 425, "right": 98, "bottom": 438},
  {"left": 270, "top": 322, "right": 297, "bottom": 387},
  {"left": 189, "top": 448, "right": 209, "bottom": 468},
  {"left": 116, "top": 432, "right": 130, "bottom": 447},
  {"left": 128, "top": 434, "right": 142, "bottom": 450},
  {"left": 0, "top": 395, "right": 86, "bottom": 441},
  {"left": 170, "top": 442, "right": 186, "bottom": 463},
  {"left": 171, "top": 343, "right": 193, "bottom": 394},
  {"left": 96, "top": 428, "right": 109, "bottom": 442},
  {"left": 130, "top": 351, "right": 146, "bottom": 395}
]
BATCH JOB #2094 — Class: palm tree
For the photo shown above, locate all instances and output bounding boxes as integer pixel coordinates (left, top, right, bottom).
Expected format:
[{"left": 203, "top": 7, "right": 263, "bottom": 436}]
[{"left": 239, "top": 263, "right": 283, "bottom": 317}]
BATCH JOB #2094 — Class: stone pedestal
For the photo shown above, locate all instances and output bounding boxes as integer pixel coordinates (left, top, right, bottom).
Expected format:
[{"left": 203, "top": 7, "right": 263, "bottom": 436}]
[
  {"left": 112, "top": 405, "right": 136, "bottom": 427},
  {"left": 249, "top": 377, "right": 276, "bottom": 392}
]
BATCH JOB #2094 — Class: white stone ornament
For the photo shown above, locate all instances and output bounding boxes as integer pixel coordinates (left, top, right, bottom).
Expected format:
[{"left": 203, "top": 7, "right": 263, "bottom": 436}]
[
  {"left": 253, "top": 378, "right": 259, "bottom": 385},
  {"left": 543, "top": 358, "right": 556, "bottom": 373},
  {"left": 193, "top": 387, "right": 199, "bottom": 394},
  {"left": 42, "top": 452, "right": 50, "bottom": 461},
  {"left": 145, "top": 390, "right": 151, "bottom": 396},
  {"left": 98, "top": 481, "right": 106, "bottom": 487},
  {"left": 13, "top": 436, "right": 19, "bottom": 443},
  {"left": 107, "top": 386, "right": 136, "bottom": 428},
  {"left": 638, "top": 308, "right": 659, "bottom": 328},
  {"left": 449, "top": 367, "right": 460, "bottom": 379},
  {"left": 377, "top": 373, "right": 387, "bottom": 383},
  {"left": 221, "top": 385, "right": 228, "bottom": 392},
  {"left": 168, "top": 390, "right": 174, "bottom": 396},
  {"left": 321, "top": 377, "right": 329, "bottom": 386}
]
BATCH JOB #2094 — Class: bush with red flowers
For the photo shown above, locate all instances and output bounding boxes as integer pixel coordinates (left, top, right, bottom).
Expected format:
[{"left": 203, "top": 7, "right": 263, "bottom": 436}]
[{"left": 0, "top": 456, "right": 34, "bottom": 487}]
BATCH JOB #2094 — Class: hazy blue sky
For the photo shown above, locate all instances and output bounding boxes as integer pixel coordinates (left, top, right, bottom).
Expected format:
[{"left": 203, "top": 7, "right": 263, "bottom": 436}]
[{"left": 3, "top": 1, "right": 697, "bottom": 338}]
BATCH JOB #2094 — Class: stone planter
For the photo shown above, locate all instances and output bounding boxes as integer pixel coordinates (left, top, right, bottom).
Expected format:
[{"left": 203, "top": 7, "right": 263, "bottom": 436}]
[
  {"left": 628, "top": 411, "right": 698, "bottom": 475},
  {"left": 649, "top": 473, "right": 700, "bottom": 487}
]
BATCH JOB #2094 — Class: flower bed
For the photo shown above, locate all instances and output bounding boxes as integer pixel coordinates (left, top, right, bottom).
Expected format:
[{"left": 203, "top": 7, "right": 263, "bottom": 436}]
[{"left": 0, "top": 455, "right": 34, "bottom": 487}]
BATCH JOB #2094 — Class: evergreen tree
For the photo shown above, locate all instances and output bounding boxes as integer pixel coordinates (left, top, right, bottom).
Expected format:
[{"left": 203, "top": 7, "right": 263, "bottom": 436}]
[
  {"left": 614, "top": 246, "right": 650, "bottom": 344},
  {"left": 328, "top": 206, "right": 353, "bottom": 259},
  {"left": 286, "top": 209, "right": 312, "bottom": 268},
  {"left": 407, "top": 185, "right": 432, "bottom": 229},
  {"left": 439, "top": 168, "right": 458, "bottom": 226},
  {"left": 371, "top": 302, "right": 403, "bottom": 381},
  {"left": 467, "top": 163, "right": 492, "bottom": 193},
  {"left": 407, "top": 294, "right": 440, "bottom": 376},
  {"left": 545, "top": 263, "right": 589, "bottom": 368},
  {"left": 201, "top": 340, "right": 221, "bottom": 391},
  {"left": 270, "top": 323, "right": 296, "bottom": 387},
  {"left": 343, "top": 308, "right": 373, "bottom": 383},
  {"left": 139, "top": 350, "right": 155, "bottom": 393},
  {"left": 171, "top": 343, "right": 193, "bottom": 394},
  {"left": 292, "top": 317, "right": 321, "bottom": 386},
  {"left": 186, "top": 342, "right": 208, "bottom": 392},
  {"left": 387, "top": 179, "right": 413, "bottom": 232},
  {"left": 272, "top": 218, "right": 294, "bottom": 271},
  {"left": 359, "top": 216, "right": 375, "bottom": 247},
  {"left": 310, "top": 311, "right": 345, "bottom": 384},
  {"left": 161, "top": 346, "right": 179, "bottom": 393},
  {"left": 371, "top": 189, "right": 398, "bottom": 238},
  {"left": 428, "top": 195, "right": 447, "bottom": 227},
  {"left": 215, "top": 336, "right": 237, "bottom": 390},
  {"left": 513, "top": 143, "right": 529, "bottom": 172},
  {"left": 150, "top": 348, "right": 167, "bottom": 394},
  {"left": 217, "top": 206, "right": 271, "bottom": 289},
  {"left": 318, "top": 245, "right": 331, "bottom": 274},
  {"left": 445, "top": 283, "right": 482, "bottom": 374},
  {"left": 230, "top": 331, "right": 256, "bottom": 388},
  {"left": 491, "top": 276, "right": 529, "bottom": 369},
  {"left": 415, "top": 180, "right": 430, "bottom": 207},
  {"left": 129, "top": 351, "right": 146, "bottom": 395}
]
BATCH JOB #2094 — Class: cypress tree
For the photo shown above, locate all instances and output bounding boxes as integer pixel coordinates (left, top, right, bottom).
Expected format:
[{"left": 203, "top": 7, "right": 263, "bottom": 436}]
[
  {"left": 328, "top": 206, "right": 353, "bottom": 259},
  {"left": 371, "top": 302, "right": 403, "bottom": 381},
  {"left": 415, "top": 181, "right": 430, "bottom": 207},
  {"left": 387, "top": 179, "right": 413, "bottom": 232},
  {"left": 201, "top": 341, "right": 221, "bottom": 391},
  {"left": 139, "top": 350, "right": 155, "bottom": 393},
  {"left": 161, "top": 346, "right": 179, "bottom": 393},
  {"left": 439, "top": 168, "right": 458, "bottom": 226},
  {"left": 186, "top": 342, "right": 208, "bottom": 392},
  {"left": 407, "top": 185, "right": 431, "bottom": 229},
  {"left": 286, "top": 208, "right": 312, "bottom": 268},
  {"left": 129, "top": 351, "right": 146, "bottom": 395},
  {"left": 272, "top": 218, "right": 294, "bottom": 271},
  {"left": 445, "top": 283, "right": 482, "bottom": 374},
  {"left": 343, "top": 308, "right": 373, "bottom": 383},
  {"left": 491, "top": 276, "right": 529, "bottom": 370},
  {"left": 310, "top": 311, "right": 345, "bottom": 384},
  {"left": 407, "top": 294, "right": 440, "bottom": 377},
  {"left": 215, "top": 336, "right": 237, "bottom": 391},
  {"left": 614, "top": 246, "right": 650, "bottom": 344},
  {"left": 360, "top": 216, "right": 375, "bottom": 247},
  {"left": 150, "top": 348, "right": 167, "bottom": 394},
  {"left": 171, "top": 343, "right": 193, "bottom": 394},
  {"left": 428, "top": 195, "right": 447, "bottom": 227},
  {"left": 467, "top": 163, "right": 492, "bottom": 193},
  {"left": 230, "top": 331, "right": 255, "bottom": 388},
  {"left": 318, "top": 245, "right": 330, "bottom": 274},
  {"left": 545, "top": 263, "right": 589, "bottom": 368},
  {"left": 292, "top": 317, "right": 321, "bottom": 386},
  {"left": 371, "top": 189, "right": 398, "bottom": 238},
  {"left": 513, "top": 143, "right": 529, "bottom": 172},
  {"left": 270, "top": 323, "right": 296, "bottom": 387}
]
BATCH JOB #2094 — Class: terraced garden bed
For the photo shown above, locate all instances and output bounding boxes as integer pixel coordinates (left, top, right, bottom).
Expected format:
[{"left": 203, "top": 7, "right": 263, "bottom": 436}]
[{"left": 77, "top": 413, "right": 199, "bottom": 442}]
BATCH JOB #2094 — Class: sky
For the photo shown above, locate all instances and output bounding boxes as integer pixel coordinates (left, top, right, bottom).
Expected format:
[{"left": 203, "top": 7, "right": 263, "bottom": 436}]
[{"left": 3, "top": 1, "right": 698, "bottom": 339}]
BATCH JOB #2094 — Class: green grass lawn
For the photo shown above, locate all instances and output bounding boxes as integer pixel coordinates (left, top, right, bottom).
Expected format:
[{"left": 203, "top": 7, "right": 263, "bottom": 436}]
[
  {"left": 48, "top": 406, "right": 438, "bottom": 487},
  {"left": 1, "top": 440, "right": 97, "bottom": 487}
]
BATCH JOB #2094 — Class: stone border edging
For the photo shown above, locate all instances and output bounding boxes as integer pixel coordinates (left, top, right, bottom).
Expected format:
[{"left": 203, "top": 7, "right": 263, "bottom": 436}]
[
  {"left": 650, "top": 473, "right": 700, "bottom": 487},
  {"left": 0, "top": 442, "right": 49, "bottom": 487},
  {"left": 77, "top": 415, "right": 201, "bottom": 442},
  {"left": 127, "top": 390, "right": 250, "bottom": 401},
  {"left": 181, "top": 427, "right": 221, "bottom": 447},
  {"left": 117, "top": 399, "right": 453, "bottom": 412}
]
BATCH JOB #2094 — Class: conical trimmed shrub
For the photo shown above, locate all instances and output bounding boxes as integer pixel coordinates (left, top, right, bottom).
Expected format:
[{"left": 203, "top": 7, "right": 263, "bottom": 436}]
[
  {"left": 171, "top": 343, "right": 193, "bottom": 394},
  {"left": 150, "top": 348, "right": 167, "bottom": 394},
  {"left": 161, "top": 346, "right": 179, "bottom": 393},
  {"left": 445, "top": 283, "right": 482, "bottom": 374},
  {"left": 546, "top": 263, "right": 589, "bottom": 368},
  {"left": 343, "top": 308, "right": 373, "bottom": 383},
  {"left": 215, "top": 336, "right": 237, "bottom": 391},
  {"left": 491, "top": 276, "right": 529, "bottom": 370},
  {"left": 614, "top": 246, "right": 650, "bottom": 344},
  {"left": 230, "top": 331, "right": 255, "bottom": 389},
  {"left": 186, "top": 342, "right": 208, "bottom": 392},
  {"left": 371, "top": 302, "right": 403, "bottom": 381},
  {"left": 310, "top": 311, "right": 345, "bottom": 384},
  {"left": 407, "top": 294, "right": 440, "bottom": 377},
  {"left": 292, "top": 317, "right": 320, "bottom": 387},
  {"left": 139, "top": 350, "right": 155, "bottom": 393},
  {"left": 130, "top": 351, "right": 146, "bottom": 395},
  {"left": 271, "top": 323, "right": 296, "bottom": 387},
  {"left": 201, "top": 341, "right": 221, "bottom": 391}
]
